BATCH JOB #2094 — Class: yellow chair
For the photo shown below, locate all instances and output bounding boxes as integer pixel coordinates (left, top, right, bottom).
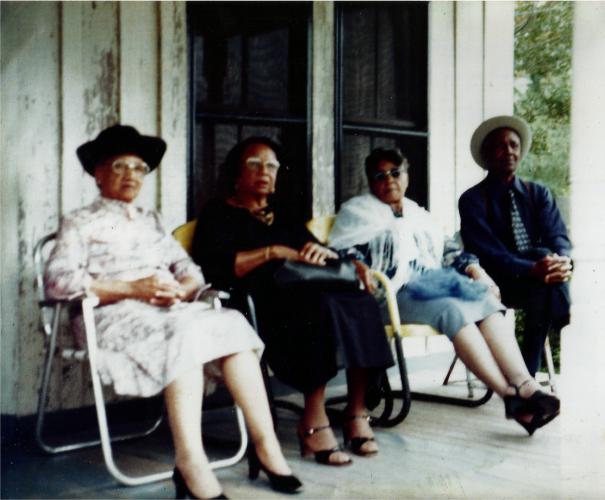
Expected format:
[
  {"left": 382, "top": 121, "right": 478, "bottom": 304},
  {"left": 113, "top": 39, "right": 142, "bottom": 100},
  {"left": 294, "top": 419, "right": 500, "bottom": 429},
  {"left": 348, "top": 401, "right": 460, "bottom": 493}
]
[{"left": 172, "top": 219, "right": 198, "bottom": 256}]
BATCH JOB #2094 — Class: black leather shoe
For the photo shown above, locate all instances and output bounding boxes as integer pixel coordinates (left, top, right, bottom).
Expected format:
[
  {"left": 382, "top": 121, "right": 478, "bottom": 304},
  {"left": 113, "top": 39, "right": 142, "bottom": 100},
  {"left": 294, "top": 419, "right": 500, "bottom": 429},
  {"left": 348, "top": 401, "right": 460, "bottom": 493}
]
[{"left": 173, "top": 467, "right": 228, "bottom": 499}]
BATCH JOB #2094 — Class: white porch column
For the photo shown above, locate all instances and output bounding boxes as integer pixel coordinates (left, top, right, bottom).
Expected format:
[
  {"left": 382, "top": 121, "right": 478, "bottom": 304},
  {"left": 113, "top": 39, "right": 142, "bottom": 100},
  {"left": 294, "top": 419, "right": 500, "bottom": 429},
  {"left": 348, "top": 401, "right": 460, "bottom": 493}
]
[{"left": 561, "top": 2, "right": 605, "bottom": 495}]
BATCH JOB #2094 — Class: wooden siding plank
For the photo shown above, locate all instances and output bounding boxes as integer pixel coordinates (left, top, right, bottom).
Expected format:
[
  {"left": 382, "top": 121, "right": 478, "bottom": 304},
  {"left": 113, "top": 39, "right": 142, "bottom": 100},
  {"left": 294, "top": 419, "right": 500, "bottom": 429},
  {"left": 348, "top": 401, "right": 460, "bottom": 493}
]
[
  {"left": 61, "top": 1, "right": 120, "bottom": 214},
  {"left": 60, "top": 1, "right": 120, "bottom": 410},
  {"left": 0, "top": 2, "right": 62, "bottom": 415},
  {"left": 428, "top": 2, "right": 456, "bottom": 233},
  {"left": 158, "top": 2, "right": 187, "bottom": 230},
  {"left": 483, "top": 2, "right": 514, "bottom": 116},
  {"left": 454, "top": 2, "right": 485, "bottom": 200},
  {"left": 311, "top": 2, "right": 335, "bottom": 217},
  {"left": 119, "top": 2, "right": 159, "bottom": 212}
]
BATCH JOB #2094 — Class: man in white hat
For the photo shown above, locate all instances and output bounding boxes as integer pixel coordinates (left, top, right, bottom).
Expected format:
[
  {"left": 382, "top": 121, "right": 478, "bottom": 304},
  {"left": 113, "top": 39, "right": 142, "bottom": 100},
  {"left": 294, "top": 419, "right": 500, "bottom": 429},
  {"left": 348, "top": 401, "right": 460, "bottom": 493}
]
[{"left": 458, "top": 115, "right": 572, "bottom": 377}]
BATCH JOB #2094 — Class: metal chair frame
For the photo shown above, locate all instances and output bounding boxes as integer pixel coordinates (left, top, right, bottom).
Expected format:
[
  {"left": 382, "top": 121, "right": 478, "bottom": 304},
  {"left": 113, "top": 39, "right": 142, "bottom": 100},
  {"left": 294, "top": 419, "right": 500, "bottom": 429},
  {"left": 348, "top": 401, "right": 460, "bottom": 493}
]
[
  {"left": 306, "top": 216, "right": 493, "bottom": 419},
  {"left": 34, "top": 233, "right": 248, "bottom": 486},
  {"left": 374, "top": 269, "right": 493, "bottom": 414},
  {"left": 239, "top": 289, "right": 412, "bottom": 428}
]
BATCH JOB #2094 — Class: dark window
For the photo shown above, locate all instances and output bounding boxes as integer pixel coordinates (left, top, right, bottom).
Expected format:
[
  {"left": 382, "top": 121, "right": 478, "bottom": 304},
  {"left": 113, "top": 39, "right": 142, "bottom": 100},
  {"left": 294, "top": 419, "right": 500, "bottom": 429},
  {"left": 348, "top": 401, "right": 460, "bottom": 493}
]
[
  {"left": 188, "top": 2, "right": 310, "bottom": 221},
  {"left": 336, "top": 2, "right": 428, "bottom": 207}
]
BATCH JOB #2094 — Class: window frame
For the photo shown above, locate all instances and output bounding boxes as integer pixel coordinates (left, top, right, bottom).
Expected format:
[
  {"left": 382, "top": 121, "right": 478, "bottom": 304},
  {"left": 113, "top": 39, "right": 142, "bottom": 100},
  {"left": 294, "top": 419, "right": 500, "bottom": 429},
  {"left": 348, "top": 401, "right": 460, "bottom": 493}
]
[
  {"left": 186, "top": 3, "right": 313, "bottom": 220},
  {"left": 333, "top": 2, "right": 429, "bottom": 208}
]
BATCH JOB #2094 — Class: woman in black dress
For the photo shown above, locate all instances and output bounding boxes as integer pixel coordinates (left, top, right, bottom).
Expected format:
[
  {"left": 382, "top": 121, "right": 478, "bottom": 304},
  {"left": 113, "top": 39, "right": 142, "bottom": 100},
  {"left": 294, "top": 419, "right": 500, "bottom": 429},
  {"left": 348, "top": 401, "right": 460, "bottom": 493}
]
[{"left": 193, "top": 137, "right": 393, "bottom": 465}]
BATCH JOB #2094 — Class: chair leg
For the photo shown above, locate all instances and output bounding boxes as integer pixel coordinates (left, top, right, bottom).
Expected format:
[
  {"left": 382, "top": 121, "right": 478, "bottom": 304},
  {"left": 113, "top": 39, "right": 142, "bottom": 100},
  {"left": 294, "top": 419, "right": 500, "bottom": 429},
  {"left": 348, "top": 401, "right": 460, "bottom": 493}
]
[
  {"left": 35, "top": 304, "right": 92, "bottom": 454},
  {"left": 84, "top": 297, "right": 247, "bottom": 484},
  {"left": 373, "top": 336, "right": 412, "bottom": 428},
  {"left": 83, "top": 298, "right": 173, "bottom": 486},
  {"left": 209, "top": 406, "right": 248, "bottom": 470},
  {"left": 442, "top": 354, "right": 459, "bottom": 386},
  {"left": 260, "top": 356, "right": 280, "bottom": 429},
  {"left": 411, "top": 346, "right": 492, "bottom": 407},
  {"left": 36, "top": 304, "right": 164, "bottom": 456},
  {"left": 543, "top": 336, "right": 557, "bottom": 394},
  {"left": 440, "top": 355, "right": 474, "bottom": 398},
  {"left": 465, "top": 367, "right": 475, "bottom": 399},
  {"left": 245, "top": 294, "right": 280, "bottom": 428}
]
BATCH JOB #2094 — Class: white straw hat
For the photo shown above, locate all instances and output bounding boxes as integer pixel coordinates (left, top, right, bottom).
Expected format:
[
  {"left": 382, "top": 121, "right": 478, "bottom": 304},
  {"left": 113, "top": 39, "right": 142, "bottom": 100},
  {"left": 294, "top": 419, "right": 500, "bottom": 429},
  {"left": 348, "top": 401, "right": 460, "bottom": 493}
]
[{"left": 470, "top": 115, "right": 532, "bottom": 169}]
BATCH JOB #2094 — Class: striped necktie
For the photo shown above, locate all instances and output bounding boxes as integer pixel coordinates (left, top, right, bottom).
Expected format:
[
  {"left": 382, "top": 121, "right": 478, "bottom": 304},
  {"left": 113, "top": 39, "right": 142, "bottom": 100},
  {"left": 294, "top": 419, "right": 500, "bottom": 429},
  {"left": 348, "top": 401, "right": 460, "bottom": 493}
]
[{"left": 509, "top": 188, "right": 531, "bottom": 252}]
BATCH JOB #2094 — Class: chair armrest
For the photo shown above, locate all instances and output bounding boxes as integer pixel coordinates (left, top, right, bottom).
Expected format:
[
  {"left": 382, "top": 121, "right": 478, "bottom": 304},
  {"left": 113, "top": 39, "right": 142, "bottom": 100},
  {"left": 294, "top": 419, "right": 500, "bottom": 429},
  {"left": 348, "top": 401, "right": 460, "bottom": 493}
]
[
  {"left": 370, "top": 270, "right": 404, "bottom": 339},
  {"left": 39, "top": 292, "right": 100, "bottom": 308},
  {"left": 39, "top": 297, "right": 85, "bottom": 308},
  {"left": 37, "top": 295, "right": 100, "bottom": 342},
  {"left": 197, "top": 289, "right": 231, "bottom": 310}
]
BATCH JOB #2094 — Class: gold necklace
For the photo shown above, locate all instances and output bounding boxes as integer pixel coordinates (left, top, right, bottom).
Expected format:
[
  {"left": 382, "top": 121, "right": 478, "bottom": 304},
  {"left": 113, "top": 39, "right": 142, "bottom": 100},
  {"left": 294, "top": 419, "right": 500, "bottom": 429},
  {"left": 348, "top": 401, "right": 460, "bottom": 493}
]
[{"left": 229, "top": 197, "right": 275, "bottom": 226}]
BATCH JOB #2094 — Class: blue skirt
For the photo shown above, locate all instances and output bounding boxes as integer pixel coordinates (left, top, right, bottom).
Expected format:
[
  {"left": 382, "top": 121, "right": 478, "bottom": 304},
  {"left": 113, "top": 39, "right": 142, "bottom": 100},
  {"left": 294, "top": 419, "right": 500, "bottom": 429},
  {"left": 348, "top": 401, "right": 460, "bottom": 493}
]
[{"left": 383, "top": 286, "right": 505, "bottom": 340}]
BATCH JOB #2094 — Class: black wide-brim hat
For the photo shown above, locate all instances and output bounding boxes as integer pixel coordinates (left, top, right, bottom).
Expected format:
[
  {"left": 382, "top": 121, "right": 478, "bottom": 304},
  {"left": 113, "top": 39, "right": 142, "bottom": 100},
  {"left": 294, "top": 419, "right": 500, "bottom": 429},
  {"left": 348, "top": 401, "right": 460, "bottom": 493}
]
[{"left": 76, "top": 124, "right": 167, "bottom": 176}]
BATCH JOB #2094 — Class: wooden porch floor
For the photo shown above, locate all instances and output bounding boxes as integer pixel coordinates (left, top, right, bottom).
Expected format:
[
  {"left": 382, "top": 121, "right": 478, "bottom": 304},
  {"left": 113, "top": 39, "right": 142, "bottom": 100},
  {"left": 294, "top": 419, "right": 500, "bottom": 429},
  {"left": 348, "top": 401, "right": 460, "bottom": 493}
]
[{"left": 3, "top": 347, "right": 599, "bottom": 499}]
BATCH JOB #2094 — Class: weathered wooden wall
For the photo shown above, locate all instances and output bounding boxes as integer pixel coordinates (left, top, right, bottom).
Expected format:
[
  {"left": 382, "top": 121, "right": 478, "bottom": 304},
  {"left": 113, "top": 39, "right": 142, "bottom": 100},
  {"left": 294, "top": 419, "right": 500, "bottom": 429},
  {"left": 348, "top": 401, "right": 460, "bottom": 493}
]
[{"left": 1, "top": 1, "right": 187, "bottom": 416}]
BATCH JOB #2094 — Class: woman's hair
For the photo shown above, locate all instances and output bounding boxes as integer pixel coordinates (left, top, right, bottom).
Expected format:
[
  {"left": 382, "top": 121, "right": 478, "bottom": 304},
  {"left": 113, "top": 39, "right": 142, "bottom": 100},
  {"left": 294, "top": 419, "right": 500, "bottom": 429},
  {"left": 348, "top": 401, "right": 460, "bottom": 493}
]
[
  {"left": 221, "top": 136, "right": 284, "bottom": 195},
  {"left": 364, "top": 147, "right": 409, "bottom": 181}
]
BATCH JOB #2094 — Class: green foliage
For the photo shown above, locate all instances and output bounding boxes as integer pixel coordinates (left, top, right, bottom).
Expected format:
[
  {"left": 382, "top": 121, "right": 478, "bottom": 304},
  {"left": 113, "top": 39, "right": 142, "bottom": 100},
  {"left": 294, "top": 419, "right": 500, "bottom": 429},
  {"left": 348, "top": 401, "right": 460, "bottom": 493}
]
[{"left": 514, "top": 1, "right": 573, "bottom": 197}]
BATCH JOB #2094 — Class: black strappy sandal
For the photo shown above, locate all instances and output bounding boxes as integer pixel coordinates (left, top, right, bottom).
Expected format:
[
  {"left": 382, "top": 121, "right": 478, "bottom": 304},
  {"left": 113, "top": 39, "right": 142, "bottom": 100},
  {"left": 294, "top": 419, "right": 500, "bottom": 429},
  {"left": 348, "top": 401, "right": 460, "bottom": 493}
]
[
  {"left": 343, "top": 415, "right": 378, "bottom": 457},
  {"left": 297, "top": 424, "right": 353, "bottom": 466}
]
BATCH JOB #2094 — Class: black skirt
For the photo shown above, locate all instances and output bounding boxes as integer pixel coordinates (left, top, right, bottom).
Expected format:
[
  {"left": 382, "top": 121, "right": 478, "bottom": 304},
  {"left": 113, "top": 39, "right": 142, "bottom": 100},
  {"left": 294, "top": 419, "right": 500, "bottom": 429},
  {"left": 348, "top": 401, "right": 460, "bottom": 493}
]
[{"left": 248, "top": 275, "right": 394, "bottom": 393}]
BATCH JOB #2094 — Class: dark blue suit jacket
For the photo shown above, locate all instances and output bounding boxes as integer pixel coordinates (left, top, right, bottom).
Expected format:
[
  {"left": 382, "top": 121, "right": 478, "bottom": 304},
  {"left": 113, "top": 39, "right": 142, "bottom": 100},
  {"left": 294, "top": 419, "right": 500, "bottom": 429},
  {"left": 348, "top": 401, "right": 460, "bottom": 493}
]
[{"left": 458, "top": 174, "right": 571, "bottom": 284}]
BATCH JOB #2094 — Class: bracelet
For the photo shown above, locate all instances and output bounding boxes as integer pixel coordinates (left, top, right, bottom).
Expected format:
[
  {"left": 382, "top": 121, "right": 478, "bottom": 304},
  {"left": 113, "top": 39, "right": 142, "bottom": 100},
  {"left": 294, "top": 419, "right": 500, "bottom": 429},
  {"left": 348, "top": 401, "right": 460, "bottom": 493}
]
[{"left": 264, "top": 246, "right": 271, "bottom": 261}]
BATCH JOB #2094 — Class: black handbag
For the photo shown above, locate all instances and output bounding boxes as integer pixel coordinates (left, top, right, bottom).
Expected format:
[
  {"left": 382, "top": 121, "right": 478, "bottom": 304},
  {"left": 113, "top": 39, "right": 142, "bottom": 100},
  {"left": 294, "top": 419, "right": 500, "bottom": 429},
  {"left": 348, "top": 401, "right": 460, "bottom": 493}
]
[{"left": 273, "top": 259, "right": 359, "bottom": 291}]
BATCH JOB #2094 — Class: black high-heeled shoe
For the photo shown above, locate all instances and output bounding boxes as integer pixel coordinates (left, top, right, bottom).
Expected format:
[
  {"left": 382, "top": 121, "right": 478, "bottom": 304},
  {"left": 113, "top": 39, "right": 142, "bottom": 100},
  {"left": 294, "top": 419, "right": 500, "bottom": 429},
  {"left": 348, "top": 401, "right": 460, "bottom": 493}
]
[
  {"left": 504, "top": 380, "right": 560, "bottom": 436},
  {"left": 248, "top": 446, "right": 303, "bottom": 494},
  {"left": 172, "top": 467, "right": 228, "bottom": 499}
]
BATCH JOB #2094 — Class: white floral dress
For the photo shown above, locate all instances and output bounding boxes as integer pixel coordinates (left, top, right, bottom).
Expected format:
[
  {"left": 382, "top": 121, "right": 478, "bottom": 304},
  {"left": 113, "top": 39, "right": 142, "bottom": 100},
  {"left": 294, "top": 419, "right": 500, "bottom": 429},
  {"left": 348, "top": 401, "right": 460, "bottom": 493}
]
[{"left": 45, "top": 197, "right": 263, "bottom": 397}]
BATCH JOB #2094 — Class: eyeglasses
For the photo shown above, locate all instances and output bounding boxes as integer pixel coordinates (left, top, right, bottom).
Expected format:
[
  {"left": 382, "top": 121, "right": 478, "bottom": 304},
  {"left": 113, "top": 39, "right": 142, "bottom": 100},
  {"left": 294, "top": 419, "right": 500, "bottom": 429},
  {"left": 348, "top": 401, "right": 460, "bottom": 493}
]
[
  {"left": 372, "top": 168, "right": 403, "bottom": 182},
  {"left": 111, "top": 159, "right": 150, "bottom": 177},
  {"left": 244, "top": 157, "right": 280, "bottom": 172}
]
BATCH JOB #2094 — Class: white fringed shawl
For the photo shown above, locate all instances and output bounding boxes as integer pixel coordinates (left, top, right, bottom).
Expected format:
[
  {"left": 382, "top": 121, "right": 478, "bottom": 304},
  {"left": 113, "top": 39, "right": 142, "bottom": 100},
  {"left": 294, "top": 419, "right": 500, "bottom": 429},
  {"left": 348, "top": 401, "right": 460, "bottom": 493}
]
[{"left": 328, "top": 194, "right": 444, "bottom": 292}]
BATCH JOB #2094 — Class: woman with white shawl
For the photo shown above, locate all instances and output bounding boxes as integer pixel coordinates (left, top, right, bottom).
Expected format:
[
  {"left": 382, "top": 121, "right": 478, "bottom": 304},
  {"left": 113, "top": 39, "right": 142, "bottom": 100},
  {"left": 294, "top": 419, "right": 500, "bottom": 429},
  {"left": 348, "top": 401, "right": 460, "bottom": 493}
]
[{"left": 329, "top": 147, "right": 560, "bottom": 436}]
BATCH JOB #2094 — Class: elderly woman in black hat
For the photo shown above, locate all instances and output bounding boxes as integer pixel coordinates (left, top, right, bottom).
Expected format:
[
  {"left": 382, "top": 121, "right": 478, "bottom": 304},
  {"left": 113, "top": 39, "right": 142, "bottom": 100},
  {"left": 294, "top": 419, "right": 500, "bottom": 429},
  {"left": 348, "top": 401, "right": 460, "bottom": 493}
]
[
  {"left": 459, "top": 115, "right": 572, "bottom": 378},
  {"left": 45, "top": 125, "right": 302, "bottom": 498}
]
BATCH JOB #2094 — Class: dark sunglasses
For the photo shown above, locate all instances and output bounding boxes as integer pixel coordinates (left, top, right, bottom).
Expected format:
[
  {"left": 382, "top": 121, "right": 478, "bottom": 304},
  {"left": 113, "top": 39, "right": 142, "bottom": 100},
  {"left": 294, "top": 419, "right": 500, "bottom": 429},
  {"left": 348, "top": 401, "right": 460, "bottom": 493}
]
[{"left": 372, "top": 168, "right": 403, "bottom": 182}]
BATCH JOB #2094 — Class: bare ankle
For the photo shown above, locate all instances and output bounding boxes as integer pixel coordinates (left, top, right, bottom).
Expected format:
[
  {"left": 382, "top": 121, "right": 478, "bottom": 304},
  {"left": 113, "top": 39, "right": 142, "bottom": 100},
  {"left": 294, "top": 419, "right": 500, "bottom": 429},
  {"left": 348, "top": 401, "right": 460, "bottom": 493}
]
[
  {"left": 509, "top": 377, "right": 539, "bottom": 397},
  {"left": 344, "top": 404, "right": 368, "bottom": 417}
]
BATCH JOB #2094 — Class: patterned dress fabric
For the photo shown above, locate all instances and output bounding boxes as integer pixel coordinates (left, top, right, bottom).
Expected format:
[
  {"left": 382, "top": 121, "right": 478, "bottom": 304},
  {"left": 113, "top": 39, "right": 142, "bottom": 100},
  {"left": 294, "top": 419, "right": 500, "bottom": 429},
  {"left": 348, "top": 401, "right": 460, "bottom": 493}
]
[
  {"left": 509, "top": 188, "right": 532, "bottom": 252},
  {"left": 45, "top": 197, "right": 263, "bottom": 397}
]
